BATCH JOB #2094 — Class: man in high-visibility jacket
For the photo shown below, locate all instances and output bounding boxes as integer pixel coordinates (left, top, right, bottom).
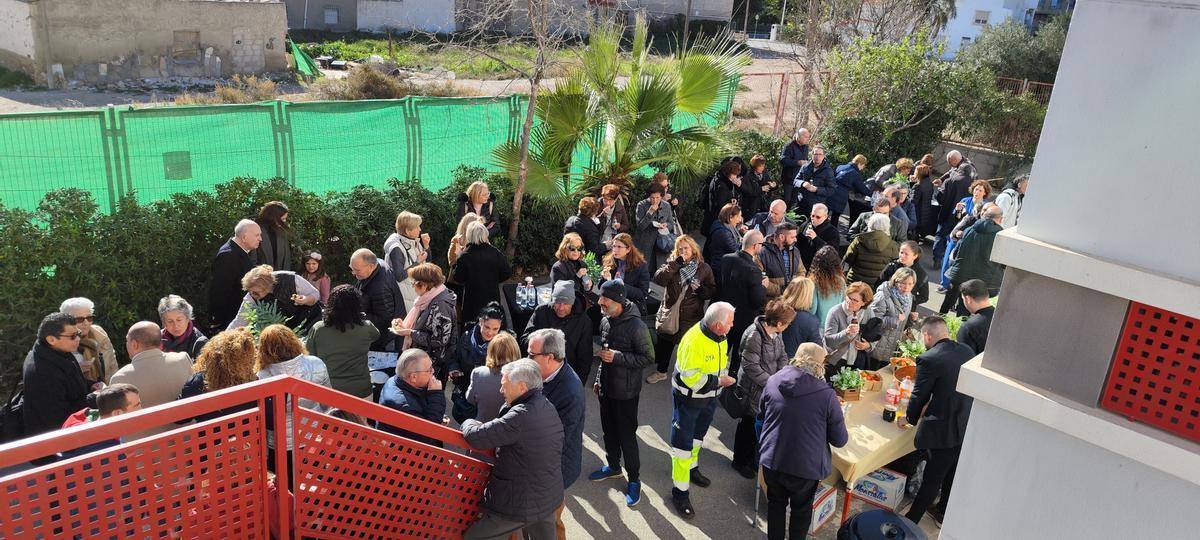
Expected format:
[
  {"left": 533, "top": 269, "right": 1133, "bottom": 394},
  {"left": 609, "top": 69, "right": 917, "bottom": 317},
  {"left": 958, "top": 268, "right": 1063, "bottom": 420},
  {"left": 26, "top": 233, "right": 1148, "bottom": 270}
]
[{"left": 669, "top": 302, "right": 738, "bottom": 519}]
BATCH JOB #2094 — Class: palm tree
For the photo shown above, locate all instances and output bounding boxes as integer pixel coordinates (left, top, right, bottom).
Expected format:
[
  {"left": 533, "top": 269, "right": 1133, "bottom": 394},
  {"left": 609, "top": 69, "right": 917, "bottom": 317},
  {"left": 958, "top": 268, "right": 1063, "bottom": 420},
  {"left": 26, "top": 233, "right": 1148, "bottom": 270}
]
[
  {"left": 919, "top": 0, "right": 957, "bottom": 38},
  {"left": 492, "top": 13, "right": 751, "bottom": 201}
]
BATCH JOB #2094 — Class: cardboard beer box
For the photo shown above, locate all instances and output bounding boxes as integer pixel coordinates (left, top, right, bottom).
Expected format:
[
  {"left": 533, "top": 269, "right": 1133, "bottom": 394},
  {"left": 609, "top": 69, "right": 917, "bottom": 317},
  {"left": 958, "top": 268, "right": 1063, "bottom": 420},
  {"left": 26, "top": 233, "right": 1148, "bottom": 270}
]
[
  {"left": 851, "top": 468, "right": 908, "bottom": 510},
  {"left": 809, "top": 483, "right": 838, "bottom": 534}
]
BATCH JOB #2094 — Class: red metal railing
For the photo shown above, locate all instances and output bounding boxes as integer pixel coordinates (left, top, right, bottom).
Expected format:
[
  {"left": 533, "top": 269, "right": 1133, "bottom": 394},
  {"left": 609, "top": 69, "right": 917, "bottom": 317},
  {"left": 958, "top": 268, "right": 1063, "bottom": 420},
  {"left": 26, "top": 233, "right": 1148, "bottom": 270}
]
[{"left": 0, "top": 376, "right": 493, "bottom": 539}]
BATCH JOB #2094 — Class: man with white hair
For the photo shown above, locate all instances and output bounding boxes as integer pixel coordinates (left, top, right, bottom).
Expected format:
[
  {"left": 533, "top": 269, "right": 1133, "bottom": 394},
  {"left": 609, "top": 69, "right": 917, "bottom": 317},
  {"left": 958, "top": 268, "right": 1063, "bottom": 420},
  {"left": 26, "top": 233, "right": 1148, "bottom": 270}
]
[
  {"left": 527, "top": 328, "right": 585, "bottom": 538},
  {"left": 779, "top": 128, "right": 811, "bottom": 207},
  {"left": 933, "top": 150, "right": 978, "bottom": 265},
  {"left": 462, "top": 359, "right": 564, "bottom": 540},
  {"left": 668, "top": 302, "right": 738, "bottom": 519},
  {"left": 207, "top": 219, "right": 261, "bottom": 332},
  {"left": 747, "top": 199, "right": 793, "bottom": 238},
  {"left": 942, "top": 205, "right": 1005, "bottom": 315},
  {"left": 378, "top": 349, "right": 446, "bottom": 446}
]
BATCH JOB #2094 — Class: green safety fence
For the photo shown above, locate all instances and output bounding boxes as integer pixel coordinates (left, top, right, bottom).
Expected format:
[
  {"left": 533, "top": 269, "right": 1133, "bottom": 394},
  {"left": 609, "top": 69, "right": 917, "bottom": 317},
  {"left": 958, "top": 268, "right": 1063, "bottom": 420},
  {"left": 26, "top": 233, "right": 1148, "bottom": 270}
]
[
  {"left": 289, "top": 39, "right": 322, "bottom": 79},
  {"left": 0, "top": 76, "right": 736, "bottom": 213}
]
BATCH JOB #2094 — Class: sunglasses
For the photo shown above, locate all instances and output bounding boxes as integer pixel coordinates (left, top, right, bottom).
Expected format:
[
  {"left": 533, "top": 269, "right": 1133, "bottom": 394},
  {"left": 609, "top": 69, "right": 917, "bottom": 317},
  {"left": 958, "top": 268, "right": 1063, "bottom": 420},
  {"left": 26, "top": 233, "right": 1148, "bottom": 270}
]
[
  {"left": 567, "top": 246, "right": 583, "bottom": 253},
  {"left": 57, "top": 331, "right": 83, "bottom": 340},
  {"left": 74, "top": 316, "right": 95, "bottom": 324}
]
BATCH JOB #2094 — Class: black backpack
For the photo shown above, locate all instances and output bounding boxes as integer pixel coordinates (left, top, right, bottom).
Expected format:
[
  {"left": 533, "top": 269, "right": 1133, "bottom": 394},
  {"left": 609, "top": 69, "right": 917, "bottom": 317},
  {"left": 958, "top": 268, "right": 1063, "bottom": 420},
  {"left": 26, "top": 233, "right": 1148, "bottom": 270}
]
[{"left": 0, "top": 379, "right": 25, "bottom": 444}]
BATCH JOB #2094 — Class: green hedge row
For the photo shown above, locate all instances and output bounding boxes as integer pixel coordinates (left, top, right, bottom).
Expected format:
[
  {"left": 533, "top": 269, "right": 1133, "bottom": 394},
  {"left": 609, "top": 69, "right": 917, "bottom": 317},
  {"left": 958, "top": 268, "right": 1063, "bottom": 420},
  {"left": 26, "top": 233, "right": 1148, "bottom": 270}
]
[{"left": 0, "top": 165, "right": 575, "bottom": 388}]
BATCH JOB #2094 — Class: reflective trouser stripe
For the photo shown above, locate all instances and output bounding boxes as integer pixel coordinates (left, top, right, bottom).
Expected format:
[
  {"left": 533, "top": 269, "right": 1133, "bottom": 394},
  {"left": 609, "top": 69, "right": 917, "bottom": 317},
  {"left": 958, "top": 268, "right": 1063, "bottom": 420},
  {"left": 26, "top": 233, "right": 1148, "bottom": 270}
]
[{"left": 671, "top": 446, "right": 693, "bottom": 491}]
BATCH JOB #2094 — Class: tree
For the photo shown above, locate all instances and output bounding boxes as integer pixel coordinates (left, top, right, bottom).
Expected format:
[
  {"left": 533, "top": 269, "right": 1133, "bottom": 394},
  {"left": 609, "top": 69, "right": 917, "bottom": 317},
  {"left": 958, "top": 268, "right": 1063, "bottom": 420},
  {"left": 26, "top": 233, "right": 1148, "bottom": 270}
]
[
  {"left": 491, "top": 13, "right": 750, "bottom": 200},
  {"left": 817, "top": 34, "right": 991, "bottom": 164},
  {"left": 956, "top": 13, "right": 1071, "bottom": 82}
]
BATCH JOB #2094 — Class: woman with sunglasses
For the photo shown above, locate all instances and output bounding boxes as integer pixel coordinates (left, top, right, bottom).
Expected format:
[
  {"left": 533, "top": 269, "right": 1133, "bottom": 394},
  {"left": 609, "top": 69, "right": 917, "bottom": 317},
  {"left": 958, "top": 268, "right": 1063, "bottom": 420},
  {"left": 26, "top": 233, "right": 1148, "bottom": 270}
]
[
  {"left": 551, "top": 233, "right": 595, "bottom": 294},
  {"left": 59, "top": 297, "right": 118, "bottom": 384}
]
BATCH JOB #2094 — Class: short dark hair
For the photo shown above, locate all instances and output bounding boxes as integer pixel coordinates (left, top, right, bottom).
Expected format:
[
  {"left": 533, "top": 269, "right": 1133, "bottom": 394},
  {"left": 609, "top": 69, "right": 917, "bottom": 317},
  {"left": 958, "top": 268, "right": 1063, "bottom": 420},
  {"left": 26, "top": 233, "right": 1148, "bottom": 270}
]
[
  {"left": 776, "top": 221, "right": 799, "bottom": 233},
  {"left": 94, "top": 383, "right": 139, "bottom": 416},
  {"left": 646, "top": 184, "right": 665, "bottom": 197},
  {"left": 960, "top": 279, "right": 989, "bottom": 301},
  {"left": 38, "top": 312, "right": 77, "bottom": 343},
  {"left": 920, "top": 316, "right": 949, "bottom": 335}
]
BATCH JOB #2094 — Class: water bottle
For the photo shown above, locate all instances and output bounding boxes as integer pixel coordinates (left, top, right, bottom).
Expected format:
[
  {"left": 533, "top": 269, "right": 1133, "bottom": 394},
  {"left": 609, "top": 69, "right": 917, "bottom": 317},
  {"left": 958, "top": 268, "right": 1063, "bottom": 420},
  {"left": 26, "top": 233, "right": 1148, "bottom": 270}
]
[{"left": 519, "top": 277, "right": 534, "bottom": 310}]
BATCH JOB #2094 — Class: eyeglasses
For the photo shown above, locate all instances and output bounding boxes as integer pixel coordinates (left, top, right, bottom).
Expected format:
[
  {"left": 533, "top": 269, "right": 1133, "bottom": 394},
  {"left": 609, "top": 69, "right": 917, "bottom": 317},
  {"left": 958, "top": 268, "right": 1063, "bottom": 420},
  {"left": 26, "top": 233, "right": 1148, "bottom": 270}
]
[
  {"left": 529, "top": 351, "right": 552, "bottom": 359},
  {"left": 74, "top": 316, "right": 95, "bottom": 324},
  {"left": 567, "top": 246, "right": 583, "bottom": 253},
  {"left": 57, "top": 331, "right": 83, "bottom": 340}
]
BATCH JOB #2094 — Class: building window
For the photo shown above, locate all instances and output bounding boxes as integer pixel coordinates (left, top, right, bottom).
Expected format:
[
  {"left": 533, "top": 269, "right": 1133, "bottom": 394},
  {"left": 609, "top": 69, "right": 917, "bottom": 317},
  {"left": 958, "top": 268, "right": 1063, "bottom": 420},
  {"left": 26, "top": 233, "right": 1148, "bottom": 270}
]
[
  {"left": 324, "top": 8, "right": 339, "bottom": 25},
  {"left": 961, "top": 36, "right": 972, "bottom": 46},
  {"left": 973, "top": 11, "right": 990, "bottom": 25}
]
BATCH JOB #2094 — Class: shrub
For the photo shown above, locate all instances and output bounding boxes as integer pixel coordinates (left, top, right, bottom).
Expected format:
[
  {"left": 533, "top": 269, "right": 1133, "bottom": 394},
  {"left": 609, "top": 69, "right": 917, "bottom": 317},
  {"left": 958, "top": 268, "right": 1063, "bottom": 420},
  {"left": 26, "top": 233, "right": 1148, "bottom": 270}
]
[
  {"left": 0, "top": 166, "right": 573, "bottom": 392},
  {"left": 306, "top": 65, "right": 410, "bottom": 100},
  {"left": 0, "top": 65, "right": 35, "bottom": 89},
  {"left": 174, "top": 75, "right": 278, "bottom": 105}
]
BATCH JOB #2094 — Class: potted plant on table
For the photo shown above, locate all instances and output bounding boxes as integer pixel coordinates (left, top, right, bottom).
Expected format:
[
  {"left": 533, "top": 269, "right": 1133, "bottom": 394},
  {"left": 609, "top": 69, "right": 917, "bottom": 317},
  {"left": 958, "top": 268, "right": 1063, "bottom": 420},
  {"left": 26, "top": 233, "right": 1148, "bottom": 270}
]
[{"left": 830, "top": 367, "right": 866, "bottom": 401}]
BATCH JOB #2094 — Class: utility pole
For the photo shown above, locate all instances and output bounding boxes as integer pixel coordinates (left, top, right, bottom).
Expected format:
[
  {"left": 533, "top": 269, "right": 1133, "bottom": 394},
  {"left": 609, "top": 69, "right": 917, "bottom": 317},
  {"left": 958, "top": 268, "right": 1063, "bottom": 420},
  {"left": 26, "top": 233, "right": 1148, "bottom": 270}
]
[
  {"left": 743, "top": 0, "right": 750, "bottom": 33},
  {"left": 780, "top": 0, "right": 788, "bottom": 28},
  {"left": 682, "top": 0, "right": 693, "bottom": 55}
]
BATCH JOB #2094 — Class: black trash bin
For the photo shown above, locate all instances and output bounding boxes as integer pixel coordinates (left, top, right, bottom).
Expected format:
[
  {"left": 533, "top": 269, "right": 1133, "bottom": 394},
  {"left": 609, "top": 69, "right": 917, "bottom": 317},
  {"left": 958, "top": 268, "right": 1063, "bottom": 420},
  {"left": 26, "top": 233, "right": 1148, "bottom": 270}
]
[{"left": 837, "top": 509, "right": 927, "bottom": 540}]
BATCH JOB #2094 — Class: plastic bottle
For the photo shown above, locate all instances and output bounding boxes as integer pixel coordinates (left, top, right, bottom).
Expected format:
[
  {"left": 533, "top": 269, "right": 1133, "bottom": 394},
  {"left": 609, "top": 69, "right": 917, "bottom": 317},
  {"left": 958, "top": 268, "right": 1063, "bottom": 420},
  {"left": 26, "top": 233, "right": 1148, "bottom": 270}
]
[
  {"left": 520, "top": 277, "right": 535, "bottom": 310},
  {"left": 899, "top": 377, "right": 915, "bottom": 400}
]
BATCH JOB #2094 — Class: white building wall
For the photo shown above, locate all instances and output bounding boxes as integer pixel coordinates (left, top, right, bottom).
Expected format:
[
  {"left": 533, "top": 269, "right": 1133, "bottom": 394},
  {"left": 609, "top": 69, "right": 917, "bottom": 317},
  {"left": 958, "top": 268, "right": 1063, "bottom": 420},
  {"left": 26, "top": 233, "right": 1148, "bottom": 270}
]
[
  {"left": 941, "top": 0, "right": 1013, "bottom": 57},
  {"left": 358, "top": 0, "right": 456, "bottom": 33},
  {"left": 942, "top": 402, "right": 1200, "bottom": 540},
  {"left": 0, "top": 0, "right": 36, "bottom": 59},
  {"left": 633, "top": 0, "right": 733, "bottom": 21}
]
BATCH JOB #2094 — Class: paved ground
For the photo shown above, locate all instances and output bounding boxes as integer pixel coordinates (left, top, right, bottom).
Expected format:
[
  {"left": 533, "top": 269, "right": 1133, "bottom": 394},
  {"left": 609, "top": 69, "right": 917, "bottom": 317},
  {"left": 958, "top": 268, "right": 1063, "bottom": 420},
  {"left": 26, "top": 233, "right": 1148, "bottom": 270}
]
[{"left": 549, "top": 239, "right": 947, "bottom": 539}]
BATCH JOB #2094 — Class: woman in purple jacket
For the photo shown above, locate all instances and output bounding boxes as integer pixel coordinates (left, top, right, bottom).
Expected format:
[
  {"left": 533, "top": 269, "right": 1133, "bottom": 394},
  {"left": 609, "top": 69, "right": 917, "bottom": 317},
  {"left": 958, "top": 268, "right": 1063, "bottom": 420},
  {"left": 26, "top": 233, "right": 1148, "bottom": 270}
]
[{"left": 758, "top": 343, "right": 849, "bottom": 540}]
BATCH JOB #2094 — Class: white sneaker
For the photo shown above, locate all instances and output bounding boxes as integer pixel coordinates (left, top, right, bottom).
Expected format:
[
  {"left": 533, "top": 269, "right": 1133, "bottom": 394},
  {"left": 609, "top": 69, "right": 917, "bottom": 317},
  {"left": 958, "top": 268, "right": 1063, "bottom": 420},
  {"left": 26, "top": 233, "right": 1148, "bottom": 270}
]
[{"left": 645, "top": 372, "right": 668, "bottom": 384}]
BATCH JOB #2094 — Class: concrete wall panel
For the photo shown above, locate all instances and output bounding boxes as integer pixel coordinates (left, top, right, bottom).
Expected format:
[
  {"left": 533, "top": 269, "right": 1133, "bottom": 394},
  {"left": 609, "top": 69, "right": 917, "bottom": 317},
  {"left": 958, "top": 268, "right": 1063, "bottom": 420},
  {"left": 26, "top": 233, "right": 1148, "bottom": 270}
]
[
  {"left": 983, "top": 268, "right": 1128, "bottom": 406},
  {"left": 358, "top": 0, "right": 455, "bottom": 33},
  {"left": 0, "top": 0, "right": 37, "bottom": 74}
]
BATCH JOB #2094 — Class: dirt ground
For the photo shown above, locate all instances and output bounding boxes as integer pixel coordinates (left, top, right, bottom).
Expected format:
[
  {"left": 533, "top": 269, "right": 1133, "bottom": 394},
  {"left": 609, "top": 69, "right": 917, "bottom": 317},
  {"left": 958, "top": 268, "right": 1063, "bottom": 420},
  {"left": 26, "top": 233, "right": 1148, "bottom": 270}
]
[{"left": 0, "top": 43, "right": 804, "bottom": 123}]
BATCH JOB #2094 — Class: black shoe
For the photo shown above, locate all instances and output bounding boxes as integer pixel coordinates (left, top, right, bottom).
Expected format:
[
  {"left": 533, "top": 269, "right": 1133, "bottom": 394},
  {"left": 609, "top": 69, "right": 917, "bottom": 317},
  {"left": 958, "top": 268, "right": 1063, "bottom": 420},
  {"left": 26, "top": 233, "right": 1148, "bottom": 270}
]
[
  {"left": 672, "top": 496, "right": 695, "bottom": 520},
  {"left": 929, "top": 507, "right": 946, "bottom": 527},
  {"left": 690, "top": 468, "right": 711, "bottom": 488},
  {"left": 731, "top": 461, "right": 757, "bottom": 479}
]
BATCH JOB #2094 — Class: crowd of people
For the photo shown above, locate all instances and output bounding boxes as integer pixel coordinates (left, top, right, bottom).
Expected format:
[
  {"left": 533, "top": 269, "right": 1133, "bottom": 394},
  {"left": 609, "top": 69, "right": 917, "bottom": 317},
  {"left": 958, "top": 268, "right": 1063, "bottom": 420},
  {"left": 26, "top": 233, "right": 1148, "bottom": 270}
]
[{"left": 17, "top": 135, "right": 1025, "bottom": 538}]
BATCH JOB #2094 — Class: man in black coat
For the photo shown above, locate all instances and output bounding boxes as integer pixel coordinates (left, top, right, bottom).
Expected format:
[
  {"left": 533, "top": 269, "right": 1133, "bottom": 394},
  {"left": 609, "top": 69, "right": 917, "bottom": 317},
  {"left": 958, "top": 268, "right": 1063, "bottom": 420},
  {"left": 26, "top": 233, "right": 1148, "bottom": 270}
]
[
  {"left": 207, "top": 219, "right": 261, "bottom": 333},
  {"left": 957, "top": 279, "right": 995, "bottom": 355},
  {"left": 747, "top": 199, "right": 794, "bottom": 239},
  {"left": 900, "top": 316, "right": 977, "bottom": 526},
  {"left": 589, "top": 280, "right": 654, "bottom": 507},
  {"left": 779, "top": 128, "right": 811, "bottom": 207},
  {"left": 933, "top": 151, "right": 977, "bottom": 264},
  {"left": 793, "top": 146, "right": 834, "bottom": 217},
  {"left": 522, "top": 281, "right": 594, "bottom": 385},
  {"left": 718, "top": 230, "right": 769, "bottom": 376},
  {"left": 351, "top": 248, "right": 406, "bottom": 352},
  {"left": 23, "top": 313, "right": 95, "bottom": 438},
  {"left": 798, "top": 203, "right": 841, "bottom": 265}
]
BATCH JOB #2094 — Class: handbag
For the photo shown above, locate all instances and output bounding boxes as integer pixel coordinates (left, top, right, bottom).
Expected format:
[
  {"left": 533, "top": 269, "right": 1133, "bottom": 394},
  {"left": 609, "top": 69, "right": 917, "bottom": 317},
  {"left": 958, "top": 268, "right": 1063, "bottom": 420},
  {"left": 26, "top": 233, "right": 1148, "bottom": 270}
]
[
  {"left": 0, "top": 379, "right": 25, "bottom": 444},
  {"left": 655, "top": 231, "right": 676, "bottom": 253},
  {"left": 654, "top": 283, "right": 687, "bottom": 334},
  {"left": 450, "top": 386, "right": 477, "bottom": 425},
  {"left": 719, "top": 385, "right": 752, "bottom": 420}
]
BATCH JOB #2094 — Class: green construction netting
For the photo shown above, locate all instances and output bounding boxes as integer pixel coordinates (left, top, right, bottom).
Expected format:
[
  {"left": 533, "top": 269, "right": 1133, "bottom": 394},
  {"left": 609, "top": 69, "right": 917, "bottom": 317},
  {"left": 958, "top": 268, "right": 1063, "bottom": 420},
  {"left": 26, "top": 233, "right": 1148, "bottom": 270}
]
[
  {"left": 289, "top": 39, "right": 322, "bottom": 78},
  {"left": 0, "top": 76, "right": 735, "bottom": 213}
]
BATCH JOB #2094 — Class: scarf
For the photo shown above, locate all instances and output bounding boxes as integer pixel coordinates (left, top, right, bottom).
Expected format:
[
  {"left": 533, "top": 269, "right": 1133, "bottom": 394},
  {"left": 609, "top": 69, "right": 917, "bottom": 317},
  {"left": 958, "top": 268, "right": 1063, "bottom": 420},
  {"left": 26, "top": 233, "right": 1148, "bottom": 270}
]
[
  {"left": 403, "top": 284, "right": 446, "bottom": 349},
  {"left": 161, "top": 320, "right": 197, "bottom": 352},
  {"left": 469, "top": 325, "right": 490, "bottom": 359},
  {"left": 726, "top": 223, "right": 743, "bottom": 245},
  {"left": 888, "top": 284, "right": 913, "bottom": 316},
  {"left": 679, "top": 260, "right": 698, "bottom": 285}
]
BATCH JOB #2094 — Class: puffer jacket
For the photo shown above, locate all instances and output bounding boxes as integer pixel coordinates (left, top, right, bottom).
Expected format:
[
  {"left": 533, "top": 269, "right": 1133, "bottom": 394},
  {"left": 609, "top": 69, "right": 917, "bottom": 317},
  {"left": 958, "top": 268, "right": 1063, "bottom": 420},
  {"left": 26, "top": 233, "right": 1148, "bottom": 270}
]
[
  {"left": 737, "top": 317, "right": 789, "bottom": 416},
  {"left": 595, "top": 303, "right": 654, "bottom": 400},
  {"left": 257, "top": 354, "right": 331, "bottom": 449},
  {"left": 868, "top": 283, "right": 914, "bottom": 363},
  {"left": 461, "top": 389, "right": 564, "bottom": 523},
  {"left": 946, "top": 219, "right": 1005, "bottom": 288},
  {"left": 759, "top": 366, "right": 848, "bottom": 480},
  {"left": 409, "top": 287, "right": 458, "bottom": 376},
  {"left": 844, "top": 230, "right": 899, "bottom": 284},
  {"left": 832, "top": 162, "right": 872, "bottom": 215},
  {"left": 356, "top": 264, "right": 406, "bottom": 351},
  {"left": 457, "top": 192, "right": 501, "bottom": 239},
  {"left": 652, "top": 259, "right": 716, "bottom": 338}
]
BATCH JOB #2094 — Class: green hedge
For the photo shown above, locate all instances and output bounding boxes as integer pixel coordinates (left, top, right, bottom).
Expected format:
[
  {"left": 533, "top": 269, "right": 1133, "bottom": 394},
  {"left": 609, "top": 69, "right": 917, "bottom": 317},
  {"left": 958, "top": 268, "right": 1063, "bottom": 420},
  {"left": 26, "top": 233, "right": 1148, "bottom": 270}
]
[{"left": 0, "top": 165, "right": 572, "bottom": 389}]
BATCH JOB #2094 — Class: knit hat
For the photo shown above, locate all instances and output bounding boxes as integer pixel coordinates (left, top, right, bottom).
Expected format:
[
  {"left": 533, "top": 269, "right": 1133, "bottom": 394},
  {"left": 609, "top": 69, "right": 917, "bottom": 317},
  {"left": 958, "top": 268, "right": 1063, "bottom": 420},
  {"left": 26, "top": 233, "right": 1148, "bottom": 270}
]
[
  {"left": 599, "top": 279, "right": 627, "bottom": 305},
  {"left": 550, "top": 280, "right": 574, "bottom": 305}
]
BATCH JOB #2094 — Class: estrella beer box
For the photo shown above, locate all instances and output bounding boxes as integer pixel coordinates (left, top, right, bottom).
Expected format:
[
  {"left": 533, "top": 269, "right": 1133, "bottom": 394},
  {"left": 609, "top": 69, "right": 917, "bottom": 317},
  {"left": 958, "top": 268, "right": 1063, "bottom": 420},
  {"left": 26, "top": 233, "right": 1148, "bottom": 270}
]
[
  {"left": 809, "top": 483, "right": 838, "bottom": 534},
  {"left": 851, "top": 468, "right": 907, "bottom": 510}
]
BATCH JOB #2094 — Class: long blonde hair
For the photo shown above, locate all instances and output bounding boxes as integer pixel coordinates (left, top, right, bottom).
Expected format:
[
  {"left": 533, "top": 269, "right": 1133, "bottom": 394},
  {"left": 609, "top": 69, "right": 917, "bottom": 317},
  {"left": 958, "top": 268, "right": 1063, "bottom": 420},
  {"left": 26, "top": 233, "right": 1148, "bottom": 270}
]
[{"left": 781, "top": 277, "right": 815, "bottom": 312}]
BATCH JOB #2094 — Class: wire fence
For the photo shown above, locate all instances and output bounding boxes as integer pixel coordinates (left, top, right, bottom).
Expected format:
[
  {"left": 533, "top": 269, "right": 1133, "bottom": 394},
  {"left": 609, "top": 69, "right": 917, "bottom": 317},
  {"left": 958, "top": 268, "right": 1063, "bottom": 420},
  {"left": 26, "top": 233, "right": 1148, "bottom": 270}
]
[{"left": 0, "top": 78, "right": 737, "bottom": 213}]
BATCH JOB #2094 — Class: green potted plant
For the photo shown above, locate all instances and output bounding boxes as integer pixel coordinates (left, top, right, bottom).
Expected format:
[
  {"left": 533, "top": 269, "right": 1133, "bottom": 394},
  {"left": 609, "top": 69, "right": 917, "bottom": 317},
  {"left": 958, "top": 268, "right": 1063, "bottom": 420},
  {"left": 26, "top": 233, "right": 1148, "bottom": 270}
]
[
  {"left": 582, "top": 251, "right": 604, "bottom": 284},
  {"left": 830, "top": 367, "right": 866, "bottom": 401},
  {"left": 943, "top": 313, "right": 966, "bottom": 341}
]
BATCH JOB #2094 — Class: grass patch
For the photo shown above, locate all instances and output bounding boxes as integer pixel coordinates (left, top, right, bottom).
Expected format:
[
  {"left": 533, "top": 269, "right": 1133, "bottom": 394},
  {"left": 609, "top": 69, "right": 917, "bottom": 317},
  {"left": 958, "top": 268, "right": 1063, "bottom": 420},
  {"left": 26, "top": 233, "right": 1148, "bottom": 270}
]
[
  {"left": 737, "top": 83, "right": 751, "bottom": 92},
  {"left": 174, "top": 75, "right": 276, "bottom": 105},
  {"left": 0, "top": 65, "right": 36, "bottom": 89},
  {"left": 732, "top": 105, "right": 759, "bottom": 119},
  {"left": 305, "top": 65, "right": 481, "bottom": 100}
]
